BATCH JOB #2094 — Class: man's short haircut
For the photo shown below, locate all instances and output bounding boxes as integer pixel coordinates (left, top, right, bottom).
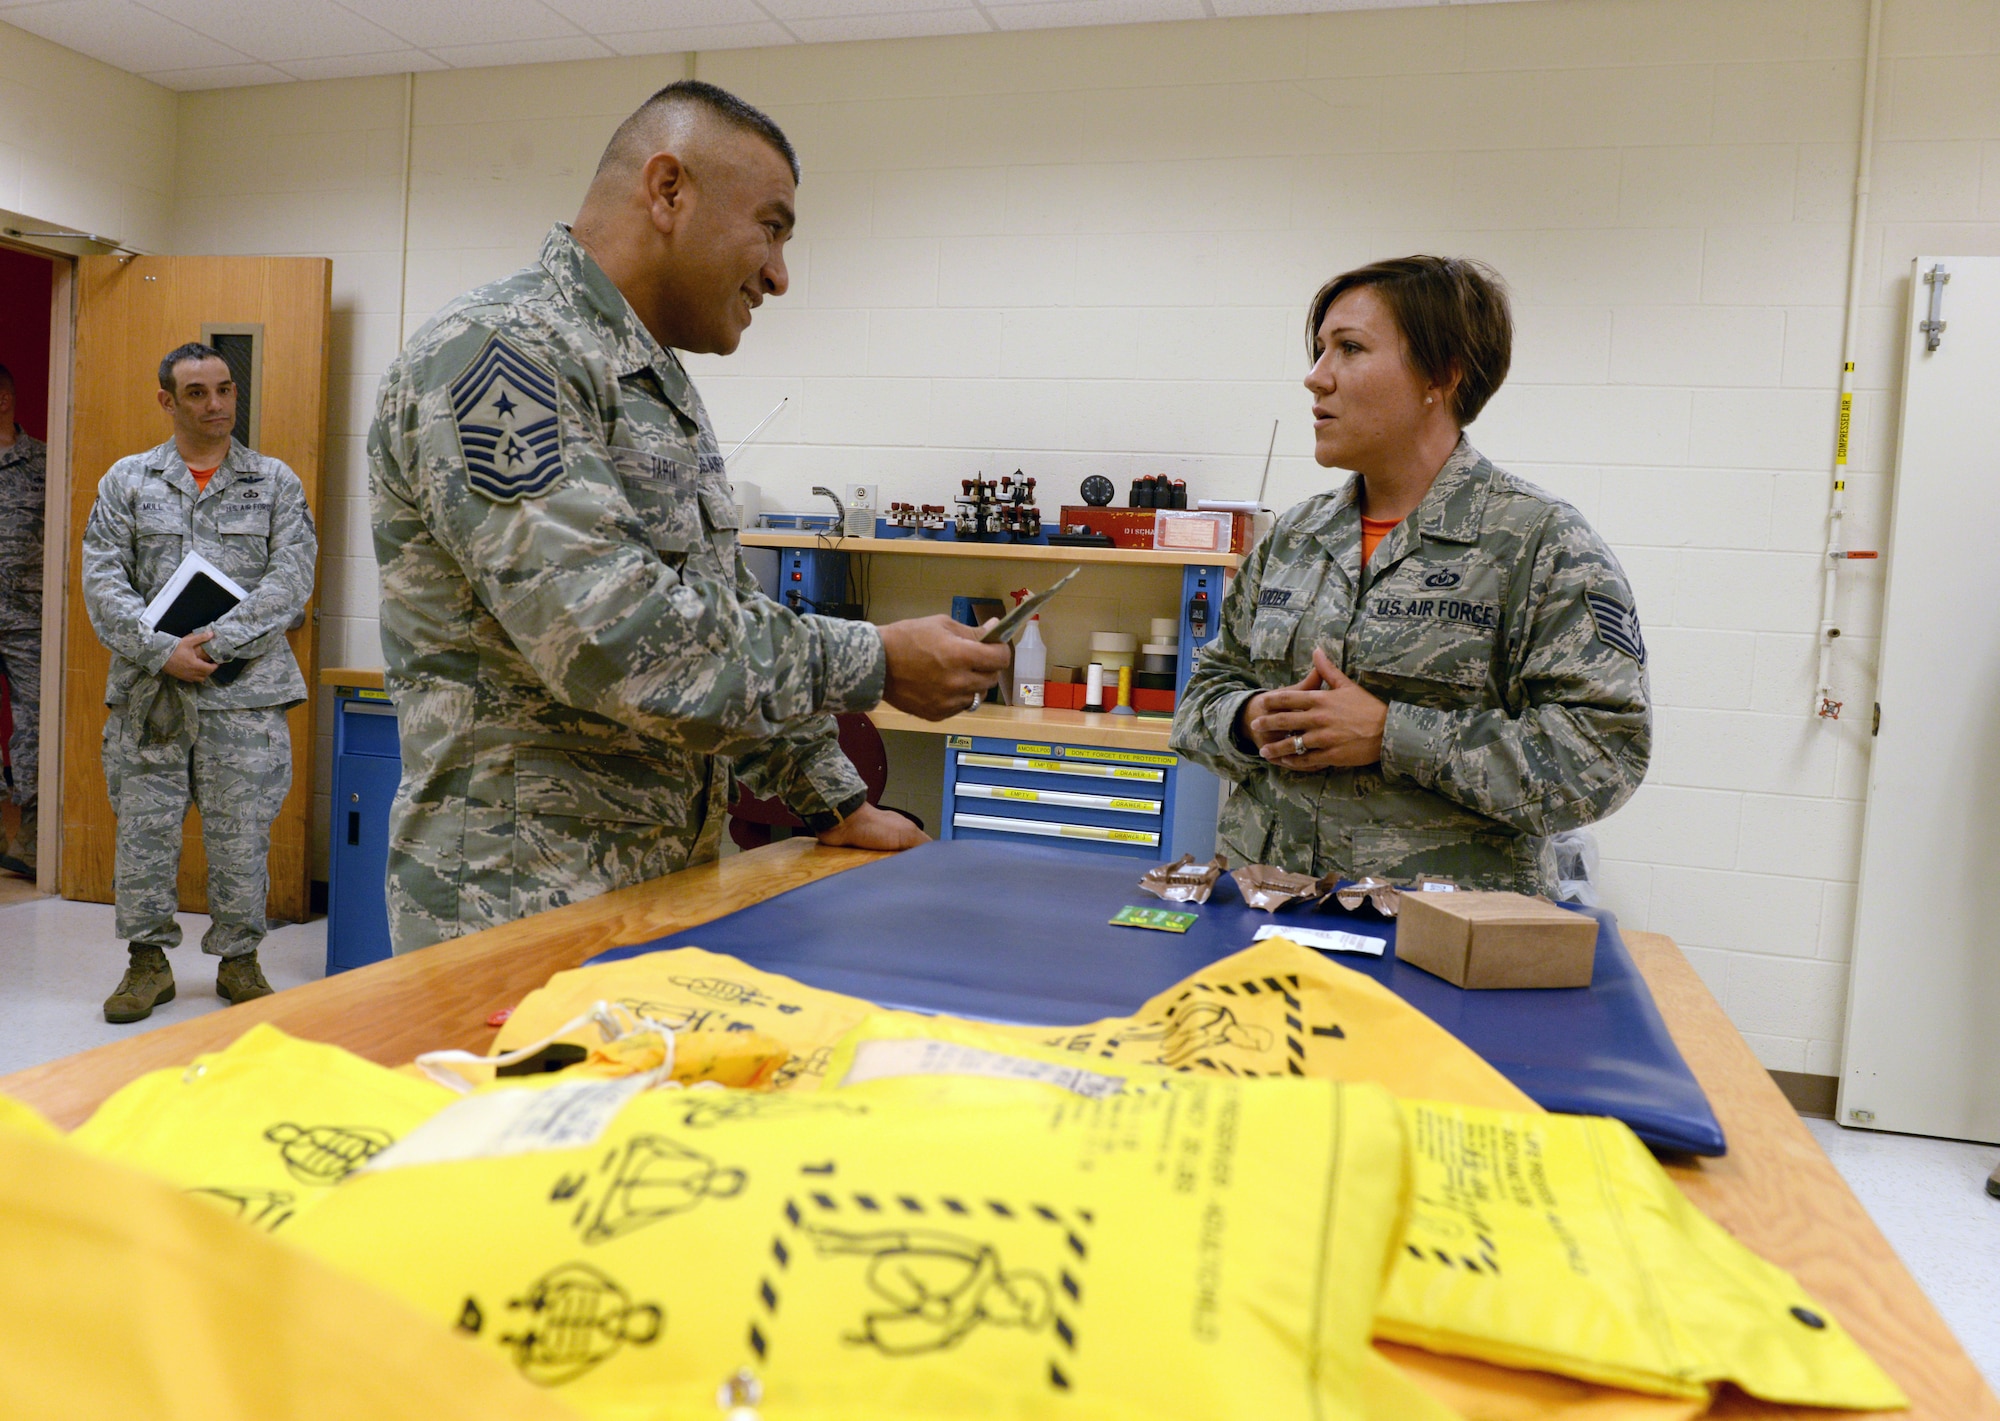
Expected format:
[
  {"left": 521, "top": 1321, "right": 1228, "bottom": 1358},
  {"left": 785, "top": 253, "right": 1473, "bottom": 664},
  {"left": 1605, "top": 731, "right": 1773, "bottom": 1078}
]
[
  {"left": 159, "top": 341, "right": 227, "bottom": 395},
  {"left": 598, "top": 79, "right": 799, "bottom": 184},
  {"left": 1307, "top": 256, "right": 1513, "bottom": 426},
  {"left": 0, "top": 363, "right": 13, "bottom": 393}
]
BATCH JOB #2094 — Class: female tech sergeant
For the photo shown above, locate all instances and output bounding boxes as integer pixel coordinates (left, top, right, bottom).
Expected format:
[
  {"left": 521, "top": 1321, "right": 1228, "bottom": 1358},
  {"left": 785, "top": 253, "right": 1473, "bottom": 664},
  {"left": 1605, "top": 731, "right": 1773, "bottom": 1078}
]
[{"left": 1170, "top": 257, "right": 1650, "bottom": 894}]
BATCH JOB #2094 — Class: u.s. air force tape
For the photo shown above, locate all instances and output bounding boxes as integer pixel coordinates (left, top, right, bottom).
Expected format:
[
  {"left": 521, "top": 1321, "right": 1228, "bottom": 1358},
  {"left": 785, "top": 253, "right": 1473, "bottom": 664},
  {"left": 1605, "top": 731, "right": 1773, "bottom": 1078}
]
[
  {"left": 1585, "top": 590, "right": 1645, "bottom": 663},
  {"left": 451, "top": 333, "right": 564, "bottom": 503}
]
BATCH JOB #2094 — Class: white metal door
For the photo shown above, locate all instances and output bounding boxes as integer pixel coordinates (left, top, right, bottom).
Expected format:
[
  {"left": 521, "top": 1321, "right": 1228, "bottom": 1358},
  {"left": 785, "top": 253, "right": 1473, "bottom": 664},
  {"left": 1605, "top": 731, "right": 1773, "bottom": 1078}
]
[{"left": 1841, "top": 256, "right": 2000, "bottom": 1143}]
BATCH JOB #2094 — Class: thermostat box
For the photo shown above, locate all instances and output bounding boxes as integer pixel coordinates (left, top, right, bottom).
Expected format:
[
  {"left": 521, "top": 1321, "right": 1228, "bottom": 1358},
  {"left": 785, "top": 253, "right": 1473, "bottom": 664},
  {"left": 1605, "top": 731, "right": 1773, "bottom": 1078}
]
[{"left": 1395, "top": 890, "right": 1597, "bottom": 989}]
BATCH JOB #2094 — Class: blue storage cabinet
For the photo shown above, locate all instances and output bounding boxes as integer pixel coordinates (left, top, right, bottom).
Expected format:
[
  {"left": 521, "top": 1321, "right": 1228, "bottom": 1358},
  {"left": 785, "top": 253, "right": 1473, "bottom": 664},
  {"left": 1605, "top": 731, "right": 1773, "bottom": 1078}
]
[
  {"left": 940, "top": 735, "right": 1217, "bottom": 862},
  {"left": 326, "top": 686, "right": 399, "bottom": 973}
]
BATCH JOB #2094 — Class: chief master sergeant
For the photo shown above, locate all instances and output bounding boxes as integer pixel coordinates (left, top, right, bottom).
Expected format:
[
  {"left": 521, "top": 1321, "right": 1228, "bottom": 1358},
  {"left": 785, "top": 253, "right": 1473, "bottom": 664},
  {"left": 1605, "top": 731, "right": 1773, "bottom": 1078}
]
[
  {"left": 83, "top": 342, "right": 317, "bottom": 1021},
  {"left": 369, "top": 80, "right": 1009, "bottom": 954}
]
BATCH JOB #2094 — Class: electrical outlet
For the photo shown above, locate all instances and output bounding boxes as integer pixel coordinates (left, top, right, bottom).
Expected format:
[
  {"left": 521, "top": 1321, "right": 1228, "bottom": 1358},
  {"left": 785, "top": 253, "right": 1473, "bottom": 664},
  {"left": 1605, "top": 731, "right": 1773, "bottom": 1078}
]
[{"left": 846, "top": 483, "right": 878, "bottom": 511}]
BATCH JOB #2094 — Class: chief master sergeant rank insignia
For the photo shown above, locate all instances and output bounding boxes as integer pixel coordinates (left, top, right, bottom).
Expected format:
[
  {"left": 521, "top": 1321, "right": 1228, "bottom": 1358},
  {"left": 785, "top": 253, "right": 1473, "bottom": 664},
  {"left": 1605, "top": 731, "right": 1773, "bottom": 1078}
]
[{"left": 451, "top": 333, "right": 564, "bottom": 503}]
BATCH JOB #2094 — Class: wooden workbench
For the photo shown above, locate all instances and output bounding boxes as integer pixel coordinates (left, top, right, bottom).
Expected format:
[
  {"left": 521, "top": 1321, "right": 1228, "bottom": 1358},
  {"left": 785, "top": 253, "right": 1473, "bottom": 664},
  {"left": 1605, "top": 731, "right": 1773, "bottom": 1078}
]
[{"left": 2, "top": 838, "right": 1991, "bottom": 1419}]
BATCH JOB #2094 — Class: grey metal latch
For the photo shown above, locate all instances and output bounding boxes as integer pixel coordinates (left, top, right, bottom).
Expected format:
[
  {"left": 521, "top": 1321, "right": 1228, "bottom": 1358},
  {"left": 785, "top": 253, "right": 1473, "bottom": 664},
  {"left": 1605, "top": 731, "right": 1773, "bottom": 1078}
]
[{"left": 1920, "top": 263, "right": 1950, "bottom": 352}]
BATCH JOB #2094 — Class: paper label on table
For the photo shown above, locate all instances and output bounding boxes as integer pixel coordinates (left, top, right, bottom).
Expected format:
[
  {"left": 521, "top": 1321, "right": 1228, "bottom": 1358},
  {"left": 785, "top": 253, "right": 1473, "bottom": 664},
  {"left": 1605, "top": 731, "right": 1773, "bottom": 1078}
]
[
  {"left": 1111, "top": 905, "right": 1198, "bottom": 933},
  {"left": 841, "top": 1038, "right": 1125, "bottom": 1098},
  {"left": 1420, "top": 882, "right": 1457, "bottom": 892},
  {"left": 1253, "top": 924, "right": 1387, "bottom": 957},
  {"left": 361, "top": 1076, "right": 650, "bottom": 1172}
]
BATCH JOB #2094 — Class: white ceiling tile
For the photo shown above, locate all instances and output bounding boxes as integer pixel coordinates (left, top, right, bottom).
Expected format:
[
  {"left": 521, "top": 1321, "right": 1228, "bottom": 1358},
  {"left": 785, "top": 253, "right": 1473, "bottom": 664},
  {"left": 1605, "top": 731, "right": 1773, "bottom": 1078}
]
[
  {"left": 330, "top": 0, "right": 581, "bottom": 49},
  {"left": 598, "top": 21, "right": 795, "bottom": 54},
  {"left": 4, "top": 0, "right": 249, "bottom": 71},
  {"left": 140, "top": 0, "right": 405, "bottom": 59},
  {"left": 276, "top": 48, "right": 448, "bottom": 80},
  {"left": 539, "top": 0, "right": 767, "bottom": 34},
  {"left": 428, "top": 33, "right": 616, "bottom": 68},
  {"left": 141, "top": 60, "right": 292, "bottom": 88},
  {"left": 784, "top": 9, "right": 990, "bottom": 42},
  {"left": 986, "top": 0, "right": 1204, "bottom": 22},
  {"left": 757, "top": 0, "right": 981, "bottom": 18},
  {"left": 9, "top": 0, "right": 1480, "bottom": 89}
]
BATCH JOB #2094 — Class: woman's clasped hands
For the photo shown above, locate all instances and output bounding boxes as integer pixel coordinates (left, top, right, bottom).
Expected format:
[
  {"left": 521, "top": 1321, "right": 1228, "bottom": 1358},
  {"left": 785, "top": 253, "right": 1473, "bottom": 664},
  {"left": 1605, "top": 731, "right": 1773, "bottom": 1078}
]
[{"left": 1242, "top": 647, "right": 1388, "bottom": 772}]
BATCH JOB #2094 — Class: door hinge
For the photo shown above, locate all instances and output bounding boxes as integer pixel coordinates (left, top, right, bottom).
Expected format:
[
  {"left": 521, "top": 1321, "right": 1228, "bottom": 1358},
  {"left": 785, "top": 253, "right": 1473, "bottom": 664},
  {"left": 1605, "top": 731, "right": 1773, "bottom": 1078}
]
[{"left": 1921, "top": 263, "right": 1950, "bottom": 352}]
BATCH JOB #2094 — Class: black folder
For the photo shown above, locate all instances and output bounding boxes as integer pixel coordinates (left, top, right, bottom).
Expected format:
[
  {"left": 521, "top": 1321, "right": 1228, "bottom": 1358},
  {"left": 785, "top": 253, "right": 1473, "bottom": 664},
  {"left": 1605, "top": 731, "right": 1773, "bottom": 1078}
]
[{"left": 151, "top": 569, "right": 249, "bottom": 686}]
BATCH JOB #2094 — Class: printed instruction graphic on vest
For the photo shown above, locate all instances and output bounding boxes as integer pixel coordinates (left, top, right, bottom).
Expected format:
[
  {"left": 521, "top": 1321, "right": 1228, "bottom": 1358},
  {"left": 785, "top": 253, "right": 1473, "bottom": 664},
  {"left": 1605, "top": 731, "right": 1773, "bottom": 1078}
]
[
  {"left": 457, "top": 1261, "right": 664, "bottom": 1387},
  {"left": 673, "top": 1091, "right": 865, "bottom": 1130},
  {"left": 264, "top": 1122, "right": 394, "bottom": 1184},
  {"left": 750, "top": 1161, "right": 1090, "bottom": 1391},
  {"left": 668, "top": 975, "right": 805, "bottom": 1011},
  {"left": 549, "top": 1135, "right": 748, "bottom": 1243},
  {"left": 1037, "top": 971, "right": 1340, "bottom": 1078},
  {"left": 189, "top": 1184, "right": 296, "bottom": 1232}
]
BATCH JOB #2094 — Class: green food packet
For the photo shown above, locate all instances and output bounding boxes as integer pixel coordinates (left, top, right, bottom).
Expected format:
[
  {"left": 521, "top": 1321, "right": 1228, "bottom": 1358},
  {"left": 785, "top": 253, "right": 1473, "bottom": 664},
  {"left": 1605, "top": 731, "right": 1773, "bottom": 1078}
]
[{"left": 1110, "top": 904, "right": 1198, "bottom": 933}]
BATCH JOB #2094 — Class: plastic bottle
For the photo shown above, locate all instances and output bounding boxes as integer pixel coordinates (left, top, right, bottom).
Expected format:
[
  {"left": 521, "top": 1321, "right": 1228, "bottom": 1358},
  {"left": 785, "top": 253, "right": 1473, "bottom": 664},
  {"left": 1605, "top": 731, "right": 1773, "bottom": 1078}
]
[{"left": 1014, "top": 615, "right": 1047, "bottom": 708}]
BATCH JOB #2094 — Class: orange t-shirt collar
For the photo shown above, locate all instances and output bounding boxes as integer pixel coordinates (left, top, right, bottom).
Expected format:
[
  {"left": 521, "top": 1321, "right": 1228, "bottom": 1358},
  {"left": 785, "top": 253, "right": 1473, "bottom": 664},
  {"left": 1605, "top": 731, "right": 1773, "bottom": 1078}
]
[
  {"left": 1360, "top": 514, "right": 1401, "bottom": 567},
  {"left": 188, "top": 464, "right": 219, "bottom": 490}
]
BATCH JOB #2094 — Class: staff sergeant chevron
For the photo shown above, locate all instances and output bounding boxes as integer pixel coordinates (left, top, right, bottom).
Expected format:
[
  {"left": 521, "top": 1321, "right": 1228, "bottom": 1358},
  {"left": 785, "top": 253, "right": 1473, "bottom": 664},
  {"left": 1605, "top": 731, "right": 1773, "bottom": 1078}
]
[{"left": 451, "top": 333, "right": 565, "bottom": 502}]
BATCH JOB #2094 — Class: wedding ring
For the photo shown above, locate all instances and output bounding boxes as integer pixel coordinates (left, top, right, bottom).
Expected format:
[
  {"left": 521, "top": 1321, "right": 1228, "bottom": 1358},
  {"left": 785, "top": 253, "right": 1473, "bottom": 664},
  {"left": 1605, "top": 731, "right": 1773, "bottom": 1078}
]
[{"left": 1291, "top": 734, "right": 1307, "bottom": 757}]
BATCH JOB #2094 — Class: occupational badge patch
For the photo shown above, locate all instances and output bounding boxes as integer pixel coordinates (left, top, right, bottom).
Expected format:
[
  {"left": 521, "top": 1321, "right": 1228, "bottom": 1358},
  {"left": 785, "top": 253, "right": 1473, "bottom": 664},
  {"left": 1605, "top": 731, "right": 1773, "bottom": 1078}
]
[
  {"left": 1585, "top": 590, "right": 1645, "bottom": 663},
  {"left": 451, "top": 334, "right": 564, "bottom": 502}
]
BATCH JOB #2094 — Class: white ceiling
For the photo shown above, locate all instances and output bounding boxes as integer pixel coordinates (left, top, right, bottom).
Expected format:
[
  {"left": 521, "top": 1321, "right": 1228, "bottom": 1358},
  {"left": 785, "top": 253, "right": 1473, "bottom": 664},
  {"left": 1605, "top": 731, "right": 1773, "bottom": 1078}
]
[{"left": 0, "top": 0, "right": 1516, "bottom": 91}]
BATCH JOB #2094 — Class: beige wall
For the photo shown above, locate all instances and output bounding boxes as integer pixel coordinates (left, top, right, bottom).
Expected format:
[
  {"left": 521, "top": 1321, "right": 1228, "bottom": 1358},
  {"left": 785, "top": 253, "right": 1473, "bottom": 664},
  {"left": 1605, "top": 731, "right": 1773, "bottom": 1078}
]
[
  {"left": 156, "top": 0, "right": 2000, "bottom": 1075},
  {"left": 0, "top": 20, "right": 174, "bottom": 251}
]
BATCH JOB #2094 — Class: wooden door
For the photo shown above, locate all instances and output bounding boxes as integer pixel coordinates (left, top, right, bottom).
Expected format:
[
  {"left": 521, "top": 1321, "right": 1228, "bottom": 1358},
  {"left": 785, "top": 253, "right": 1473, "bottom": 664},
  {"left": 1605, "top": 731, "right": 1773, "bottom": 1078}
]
[
  {"left": 61, "top": 256, "right": 331, "bottom": 923},
  {"left": 1842, "top": 256, "right": 2000, "bottom": 1144}
]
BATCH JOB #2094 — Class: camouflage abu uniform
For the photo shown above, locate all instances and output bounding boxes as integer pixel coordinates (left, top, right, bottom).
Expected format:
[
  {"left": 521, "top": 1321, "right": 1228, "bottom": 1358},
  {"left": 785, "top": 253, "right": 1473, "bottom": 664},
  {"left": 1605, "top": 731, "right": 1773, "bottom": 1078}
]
[
  {"left": 81, "top": 439, "right": 316, "bottom": 957},
  {"left": 369, "top": 225, "right": 884, "bottom": 954},
  {"left": 0, "top": 428, "right": 45, "bottom": 831},
  {"left": 1170, "top": 438, "right": 1650, "bottom": 894}
]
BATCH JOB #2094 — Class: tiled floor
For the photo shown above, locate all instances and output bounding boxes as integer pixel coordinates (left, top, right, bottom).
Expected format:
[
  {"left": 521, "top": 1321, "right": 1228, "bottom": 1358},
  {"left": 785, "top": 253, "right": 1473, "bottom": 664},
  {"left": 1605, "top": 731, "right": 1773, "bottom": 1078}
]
[
  {"left": 1, "top": 885, "right": 1996, "bottom": 1393},
  {"left": 0, "top": 888, "right": 330, "bottom": 1076}
]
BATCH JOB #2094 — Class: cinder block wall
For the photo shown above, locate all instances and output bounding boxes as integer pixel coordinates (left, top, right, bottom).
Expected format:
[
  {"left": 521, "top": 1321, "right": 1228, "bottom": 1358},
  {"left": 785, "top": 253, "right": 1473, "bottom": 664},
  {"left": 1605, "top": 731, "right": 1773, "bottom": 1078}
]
[
  {"left": 0, "top": 23, "right": 175, "bottom": 250},
  {"left": 156, "top": 0, "right": 2000, "bottom": 1077}
]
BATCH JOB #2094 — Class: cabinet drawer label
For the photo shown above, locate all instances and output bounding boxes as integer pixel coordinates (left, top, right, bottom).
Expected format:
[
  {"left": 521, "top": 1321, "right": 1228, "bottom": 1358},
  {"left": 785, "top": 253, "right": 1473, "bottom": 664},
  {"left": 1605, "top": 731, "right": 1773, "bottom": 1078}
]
[{"left": 1057, "top": 746, "right": 1177, "bottom": 767}]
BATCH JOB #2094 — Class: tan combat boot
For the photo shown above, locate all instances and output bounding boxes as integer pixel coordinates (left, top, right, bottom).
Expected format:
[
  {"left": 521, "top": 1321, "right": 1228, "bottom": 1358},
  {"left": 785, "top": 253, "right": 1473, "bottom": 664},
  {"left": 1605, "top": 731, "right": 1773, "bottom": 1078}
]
[
  {"left": 104, "top": 945, "right": 175, "bottom": 1024},
  {"left": 216, "top": 954, "right": 274, "bottom": 1005}
]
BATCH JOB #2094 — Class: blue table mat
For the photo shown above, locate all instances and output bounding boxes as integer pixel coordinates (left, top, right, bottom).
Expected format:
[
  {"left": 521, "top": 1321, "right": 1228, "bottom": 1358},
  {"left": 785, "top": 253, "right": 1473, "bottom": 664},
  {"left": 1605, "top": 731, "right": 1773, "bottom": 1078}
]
[{"left": 586, "top": 839, "right": 1725, "bottom": 1156}]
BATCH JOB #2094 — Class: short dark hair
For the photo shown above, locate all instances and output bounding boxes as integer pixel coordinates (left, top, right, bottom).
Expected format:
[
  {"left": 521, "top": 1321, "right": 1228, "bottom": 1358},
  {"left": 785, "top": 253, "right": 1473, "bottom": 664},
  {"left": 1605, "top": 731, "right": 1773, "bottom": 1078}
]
[
  {"left": 599, "top": 79, "right": 799, "bottom": 183},
  {"left": 0, "top": 363, "right": 13, "bottom": 393},
  {"left": 1307, "top": 256, "right": 1512, "bottom": 425},
  {"left": 159, "top": 341, "right": 227, "bottom": 395}
]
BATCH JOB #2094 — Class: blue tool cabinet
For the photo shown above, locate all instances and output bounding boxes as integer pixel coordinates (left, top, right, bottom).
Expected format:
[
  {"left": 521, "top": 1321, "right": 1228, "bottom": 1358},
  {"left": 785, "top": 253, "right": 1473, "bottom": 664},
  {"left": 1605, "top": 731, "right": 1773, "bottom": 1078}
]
[
  {"left": 940, "top": 734, "right": 1216, "bottom": 862},
  {"left": 326, "top": 685, "right": 399, "bottom": 973}
]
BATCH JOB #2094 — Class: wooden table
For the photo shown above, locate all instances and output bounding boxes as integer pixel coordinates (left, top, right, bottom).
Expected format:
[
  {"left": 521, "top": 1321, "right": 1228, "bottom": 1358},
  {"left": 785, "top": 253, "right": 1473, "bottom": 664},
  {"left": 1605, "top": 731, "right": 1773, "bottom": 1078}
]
[{"left": 2, "top": 838, "right": 1992, "bottom": 1419}]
